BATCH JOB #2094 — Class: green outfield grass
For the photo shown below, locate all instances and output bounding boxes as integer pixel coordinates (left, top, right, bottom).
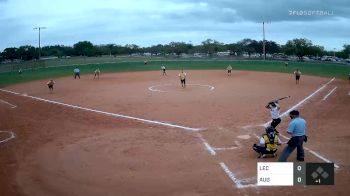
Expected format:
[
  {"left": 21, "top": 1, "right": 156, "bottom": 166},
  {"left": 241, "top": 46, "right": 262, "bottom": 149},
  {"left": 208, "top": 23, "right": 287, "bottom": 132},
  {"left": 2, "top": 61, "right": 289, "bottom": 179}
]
[{"left": 0, "top": 59, "right": 349, "bottom": 87}]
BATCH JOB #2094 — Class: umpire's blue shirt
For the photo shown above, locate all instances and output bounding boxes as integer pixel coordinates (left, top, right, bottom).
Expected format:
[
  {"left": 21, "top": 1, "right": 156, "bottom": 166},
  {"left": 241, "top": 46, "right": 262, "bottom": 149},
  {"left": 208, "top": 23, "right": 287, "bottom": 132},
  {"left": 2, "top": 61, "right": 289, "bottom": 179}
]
[{"left": 288, "top": 117, "right": 306, "bottom": 137}]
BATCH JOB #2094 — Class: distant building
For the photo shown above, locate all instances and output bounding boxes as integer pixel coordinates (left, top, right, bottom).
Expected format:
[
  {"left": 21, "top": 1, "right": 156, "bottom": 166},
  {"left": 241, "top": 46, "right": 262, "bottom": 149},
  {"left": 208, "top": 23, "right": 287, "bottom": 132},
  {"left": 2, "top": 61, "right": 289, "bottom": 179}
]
[{"left": 217, "top": 50, "right": 231, "bottom": 56}]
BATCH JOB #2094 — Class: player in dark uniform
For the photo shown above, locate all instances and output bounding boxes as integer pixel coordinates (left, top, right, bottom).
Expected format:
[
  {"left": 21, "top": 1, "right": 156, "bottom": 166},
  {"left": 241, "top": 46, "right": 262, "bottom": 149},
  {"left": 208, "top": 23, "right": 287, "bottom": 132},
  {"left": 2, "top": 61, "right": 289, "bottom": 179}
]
[
  {"left": 47, "top": 79, "right": 55, "bottom": 93},
  {"left": 294, "top": 69, "right": 301, "bottom": 84}
]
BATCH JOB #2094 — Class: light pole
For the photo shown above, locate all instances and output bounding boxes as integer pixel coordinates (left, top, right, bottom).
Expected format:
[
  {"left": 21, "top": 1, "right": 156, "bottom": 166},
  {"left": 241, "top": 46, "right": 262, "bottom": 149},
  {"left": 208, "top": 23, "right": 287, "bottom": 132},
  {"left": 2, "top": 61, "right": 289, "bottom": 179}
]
[
  {"left": 263, "top": 22, "right": 266, "bottom": 60},
  {"left": 262, "top": 22, "right": 270, "bottom": 60},
  {"left": 333, "top": 48, "right": 336, "bottom": 58},
  {"left": 33, "top": 27, "right": 46, "bottom": 59}
]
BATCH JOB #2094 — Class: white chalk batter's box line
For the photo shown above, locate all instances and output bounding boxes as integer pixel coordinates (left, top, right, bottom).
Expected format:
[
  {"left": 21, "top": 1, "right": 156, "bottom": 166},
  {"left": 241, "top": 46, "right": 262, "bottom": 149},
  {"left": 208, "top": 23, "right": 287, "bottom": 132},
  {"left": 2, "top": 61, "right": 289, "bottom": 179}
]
[
  {"left": 0, "top": 99, "right": 17, "bottom": 109},
  {"left": 322, "top": 86, "right": 337, "bottom": 101},
  {"left": 0, "top": 131, "right": 16, "bottom": 144}
]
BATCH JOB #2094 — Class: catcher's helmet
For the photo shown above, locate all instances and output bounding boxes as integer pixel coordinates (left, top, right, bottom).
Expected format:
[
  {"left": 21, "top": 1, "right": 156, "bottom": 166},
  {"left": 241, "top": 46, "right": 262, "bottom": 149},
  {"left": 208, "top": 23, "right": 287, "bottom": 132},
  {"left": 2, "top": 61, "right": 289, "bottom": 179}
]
[{"left": 266, "top": 126, "right": 276, "bottom": 134}]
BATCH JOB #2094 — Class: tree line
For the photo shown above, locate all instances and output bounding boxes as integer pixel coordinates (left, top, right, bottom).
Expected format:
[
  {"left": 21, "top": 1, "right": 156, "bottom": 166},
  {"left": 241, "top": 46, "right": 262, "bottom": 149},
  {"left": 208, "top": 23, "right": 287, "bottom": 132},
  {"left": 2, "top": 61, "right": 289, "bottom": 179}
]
[{"left": 1, "top": 38, "right": 349, "bottom": 62}]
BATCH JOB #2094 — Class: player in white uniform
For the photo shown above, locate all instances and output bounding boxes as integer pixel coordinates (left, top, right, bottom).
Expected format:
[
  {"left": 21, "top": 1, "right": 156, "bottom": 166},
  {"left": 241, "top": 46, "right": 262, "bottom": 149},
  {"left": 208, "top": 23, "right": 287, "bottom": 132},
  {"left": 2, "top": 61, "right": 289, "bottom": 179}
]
[
  {"left": 74, "top": 67, "right": 80, "bottom": 79},
  {"left": 161, "top": 65, "right": 167, "bottom": 76},
  {"left": 266, "top": 101, "right": 281, "bottom": 129}
]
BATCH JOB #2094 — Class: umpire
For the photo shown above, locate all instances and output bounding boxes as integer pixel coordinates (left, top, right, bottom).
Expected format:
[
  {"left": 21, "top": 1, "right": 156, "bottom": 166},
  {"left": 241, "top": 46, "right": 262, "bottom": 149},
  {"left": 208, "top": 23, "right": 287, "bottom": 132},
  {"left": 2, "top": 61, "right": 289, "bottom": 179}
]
[{"left": 278, "top": 110, "right": 307, "bottom": 162}]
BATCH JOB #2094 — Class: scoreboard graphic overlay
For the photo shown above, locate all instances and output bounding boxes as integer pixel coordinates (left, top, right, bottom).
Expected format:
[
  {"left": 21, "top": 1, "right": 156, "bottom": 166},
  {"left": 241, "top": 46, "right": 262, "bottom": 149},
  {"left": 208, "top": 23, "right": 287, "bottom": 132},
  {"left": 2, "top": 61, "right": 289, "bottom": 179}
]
[{"left": 257, "top": 162, "right": 334, "bottom": 186}]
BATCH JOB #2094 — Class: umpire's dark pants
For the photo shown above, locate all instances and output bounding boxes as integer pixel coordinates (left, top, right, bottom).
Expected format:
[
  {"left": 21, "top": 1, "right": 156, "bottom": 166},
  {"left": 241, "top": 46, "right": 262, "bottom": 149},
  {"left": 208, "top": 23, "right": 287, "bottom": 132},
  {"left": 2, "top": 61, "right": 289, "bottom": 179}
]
[{"left": 278, "top": 135, "right": 305, "bottom": 162}]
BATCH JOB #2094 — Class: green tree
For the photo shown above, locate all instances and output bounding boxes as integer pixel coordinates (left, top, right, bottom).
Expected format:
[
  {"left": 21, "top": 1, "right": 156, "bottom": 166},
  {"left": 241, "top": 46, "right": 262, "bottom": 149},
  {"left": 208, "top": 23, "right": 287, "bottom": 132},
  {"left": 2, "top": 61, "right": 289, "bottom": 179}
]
[
  {"left": 17, "top": 46, "right": 36, "bottom": 60},
  {"left": 2, "top": 47, "right": 18, "bottom": 61},
  {"left": 283, "top": 38, "right": 313, "bottom": 58},
  {"left": 201, "top": 39, "right": 225, "bottom": 56},
  {"left": 170, "top": 42, "right": 191, "bottom": 55},
  {"left": 265, "top": 41, "right": 281, "bottom": 54},
  {"left": 237, "top": 39, "right": 256, "bottom": 56},
  {"left": 73, "top": 41, "right": 94, "bottom": 56},
  {"left": 340, "top": 44, "right": 350, "bottom": 59}
]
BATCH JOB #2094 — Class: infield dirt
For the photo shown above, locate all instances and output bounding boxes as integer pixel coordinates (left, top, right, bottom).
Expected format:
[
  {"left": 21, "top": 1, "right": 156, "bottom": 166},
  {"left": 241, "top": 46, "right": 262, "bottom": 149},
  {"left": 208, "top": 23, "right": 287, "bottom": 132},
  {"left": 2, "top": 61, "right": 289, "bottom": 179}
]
[{"left": 0, "top": 70, "right": 349, "bottom": 196}]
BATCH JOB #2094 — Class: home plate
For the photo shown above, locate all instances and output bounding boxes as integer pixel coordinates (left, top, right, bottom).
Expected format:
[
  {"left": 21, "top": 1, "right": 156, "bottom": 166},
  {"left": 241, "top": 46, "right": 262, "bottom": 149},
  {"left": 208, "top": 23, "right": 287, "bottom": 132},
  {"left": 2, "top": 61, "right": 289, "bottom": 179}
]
[{"left": 237, "top": 135, "right": 250, "bottom": 140}]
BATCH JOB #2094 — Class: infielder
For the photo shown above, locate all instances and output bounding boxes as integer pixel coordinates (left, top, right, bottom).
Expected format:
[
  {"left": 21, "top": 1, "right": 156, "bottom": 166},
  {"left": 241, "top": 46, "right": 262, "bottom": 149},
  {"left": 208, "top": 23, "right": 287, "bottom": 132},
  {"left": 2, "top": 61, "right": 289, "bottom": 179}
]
[
  {"left": 161, "top": 65, "right": 167, "bottom": 76},
  {"left": 94, "top": 68, "right": 101, "bottom": 79},
  {"left": 178, "top": 70, "right": 187, "bottom": 88},
  {"left": 294, "top": 69, "right": 301, "bottom": 84},
  {"left": 47, "top": 79, "right": 55, "bottom": 93},
  {"left": 227, "top": 65, "right": 232, "bottom": 76},
  {"left": 74, "top": 67, "right": 80, "bottom": 79}
]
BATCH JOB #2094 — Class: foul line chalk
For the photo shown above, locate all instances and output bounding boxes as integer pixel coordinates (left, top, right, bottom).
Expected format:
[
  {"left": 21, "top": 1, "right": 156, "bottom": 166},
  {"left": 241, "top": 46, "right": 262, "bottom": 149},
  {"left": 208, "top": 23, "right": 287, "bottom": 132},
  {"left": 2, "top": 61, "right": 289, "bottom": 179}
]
[
  {"left": 219, "top": 162, "right": 257, "bottom": 189},
  {"left": 213, "top": 146, "right": 238, "bottom": 151},
  {"left": 322, "top": 86, "right": 337, "bottom": 101},
  {"left": 305, "top": 147, "right": 340, "bottom": 169},
  {"left": 277, "top": 133, "right": 340, "bottom": 169},
  {"left": 0, "top": 89, "right": 20, "bottom": 95},
  {"left": 0, "top": 131, "right": 16, "bottom": 144},
  {"left": 197, "top": 133, "right": 216, "bottom": 155},
  {"left": 0, "top": 89, "right": 202, "bottom": 132},
  {"left": 262, "top": 77, "right": 335, "bottom": 127},
  {"left": 0, "top": 99, "right": 17, "bottom": 108}
]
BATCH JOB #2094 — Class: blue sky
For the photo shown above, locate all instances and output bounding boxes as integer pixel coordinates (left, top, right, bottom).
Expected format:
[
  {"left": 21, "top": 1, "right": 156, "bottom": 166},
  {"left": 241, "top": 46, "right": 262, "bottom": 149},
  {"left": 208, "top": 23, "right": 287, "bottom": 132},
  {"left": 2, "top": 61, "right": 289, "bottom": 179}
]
[{"left": 0, "top": 0, "right": 349, "bottom": 51}]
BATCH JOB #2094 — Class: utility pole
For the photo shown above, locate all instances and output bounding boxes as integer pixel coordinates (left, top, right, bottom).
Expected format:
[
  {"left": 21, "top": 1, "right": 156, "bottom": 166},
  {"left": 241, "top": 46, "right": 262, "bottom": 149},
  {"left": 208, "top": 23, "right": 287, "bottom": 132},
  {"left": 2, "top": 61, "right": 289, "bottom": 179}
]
[{"left": 33, "top": 27, "right": 46, "bottom": 60}]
